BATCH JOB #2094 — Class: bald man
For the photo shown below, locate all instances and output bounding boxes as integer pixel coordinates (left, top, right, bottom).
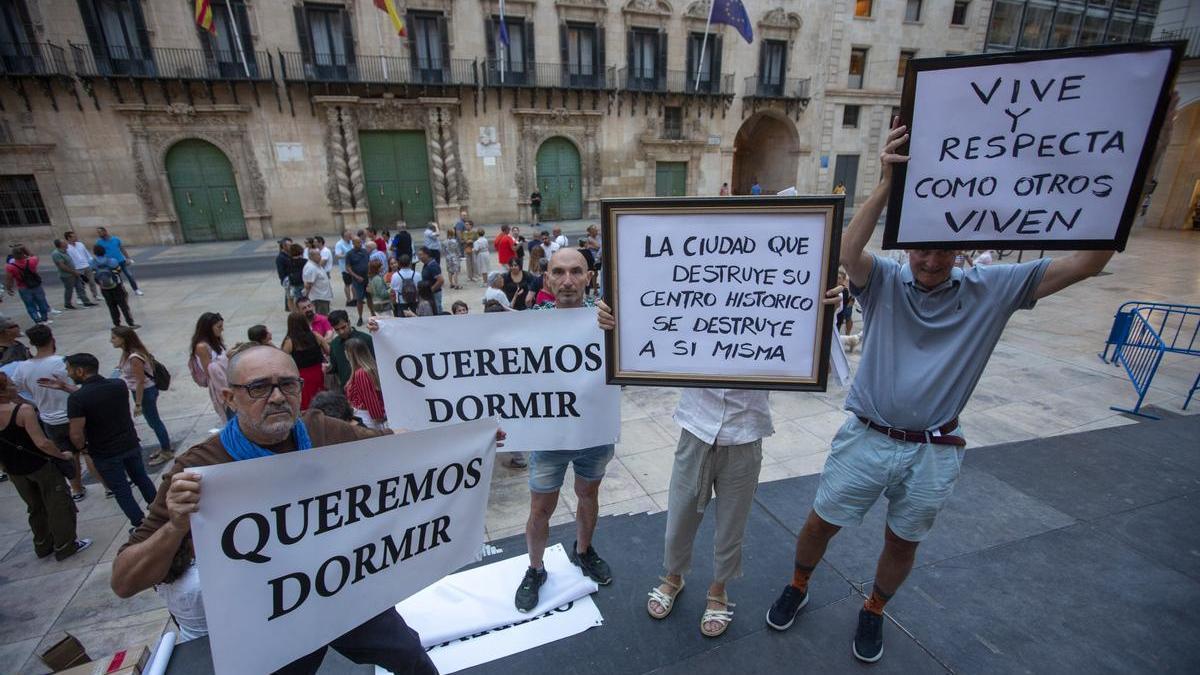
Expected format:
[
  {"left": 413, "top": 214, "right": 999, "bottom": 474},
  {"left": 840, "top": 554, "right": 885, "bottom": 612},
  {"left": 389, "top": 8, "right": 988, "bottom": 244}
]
[
  {"left": 110, "top": 345, "right": 435, "bottom": 675},
  {"left": 514, "top": 248, "right": 615, "bottom": 612}
]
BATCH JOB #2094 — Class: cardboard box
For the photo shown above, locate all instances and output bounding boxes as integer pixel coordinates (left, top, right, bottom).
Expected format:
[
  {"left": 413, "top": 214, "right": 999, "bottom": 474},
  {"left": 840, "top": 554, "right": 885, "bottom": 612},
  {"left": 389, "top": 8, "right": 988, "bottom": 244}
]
[
  {"left": 40, "top": 634, "right": 89, "bottom": 671},
  {"left": 55, "top": 643, "right": 153, "bottom": 675}
]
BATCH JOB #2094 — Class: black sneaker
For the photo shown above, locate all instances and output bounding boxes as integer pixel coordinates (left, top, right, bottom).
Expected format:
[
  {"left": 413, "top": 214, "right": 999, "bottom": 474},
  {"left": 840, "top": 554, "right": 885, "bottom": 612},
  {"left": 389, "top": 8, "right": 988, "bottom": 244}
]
[
  {"left": 55, "top": 538, "right": 92, "bottom": 562},
  {"left": 515, "top": 566, "right": 547, "bottom": 613},
  {"left": 766, "top": 584, "right": 810, "bottom": 630},
  {"left": 852, "top": 608, "right": 885, "bottom": 663},
  {"left": 568, "top": 542, "right": 612, "bottom": 585}
]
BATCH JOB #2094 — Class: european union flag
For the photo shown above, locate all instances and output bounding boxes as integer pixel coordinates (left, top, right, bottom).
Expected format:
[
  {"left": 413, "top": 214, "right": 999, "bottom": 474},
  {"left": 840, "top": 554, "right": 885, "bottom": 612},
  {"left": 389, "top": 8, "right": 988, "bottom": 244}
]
[
  {"left": 710, "top": 0, "right": 753, "bottom": 44},
  {"left": 498, "top": 0, "right": 510, "bottom": 47}
]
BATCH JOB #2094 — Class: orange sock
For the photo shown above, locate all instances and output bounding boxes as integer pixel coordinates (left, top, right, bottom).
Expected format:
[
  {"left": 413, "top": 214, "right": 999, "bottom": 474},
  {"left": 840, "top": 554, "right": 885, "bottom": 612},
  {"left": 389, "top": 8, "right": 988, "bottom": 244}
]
[
  {"left": 863, "top": 584, "right": 892, "bottom": 615},
  {"left": 791, "top": 562, "right": 815, "bottom": 591}
]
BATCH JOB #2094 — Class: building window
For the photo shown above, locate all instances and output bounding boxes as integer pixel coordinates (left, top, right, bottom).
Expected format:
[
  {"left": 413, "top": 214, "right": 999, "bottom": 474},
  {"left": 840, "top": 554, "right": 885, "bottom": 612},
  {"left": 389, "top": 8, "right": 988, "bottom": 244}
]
[
  {"left": 628, "top": 28, "right": 659, "bottom": 89},
  {"left": 897, "top": 49, "right": 915, "bottom": 91},
  {"left": 1106, "top": 13, "right": 1133, "bottom": 42},
  {"left": 0, "top": 175, "right": 50, "bottom": 228},
  {"left": 1019, "top": 1, "right": 1054, "bottom": 49},
  {"left": 1048, "top": 4, "right": 1083, "bottom": 48},
  {"left": 1079, "top": 8, "right": 1108, "bottom": 46},
  {"left": 409, "top": 12, "right": 446, "bottom": 82},
  {"left": 1130, "top": 17, "right": 1153, "bottom": 41},
  {"left": 842, "top": 105, "right": 860, "bottom": 128},
  {"left": 848, "top": 47, "right": 867, "bottom": 89},
  {"left": 855, "top": 0, "right": 873, "bottom": 18},
  {"left": 904, "top": 0, "right": 922, "bottom": 23},
  {"left": 207, "top": 1, "right": 257, "bottom": 78},
  {"left": 951, "top": 1, "right": 969, "bottom": 26},
  {"left": 687, "top": 32, "right": 721, "bottom": 93},
  {"left": 663, "top": 106, "right": 682, "bottom": 139},
  {"left": 302, "top": 3, "right": 353, "bottom": 79},
  {"left": 1139, "top": 1, "right": 1159, "bottom": 15},
  {"left": 78, "top": 0, "right": 155, "bottom": 76},
  {"left": 565, "top": 23, "right": 599, "bottom": 86},
  {"left": 759, "top": 39, "right": 786, "bottom": 95},
  {"left": 488, "top": 16, "right": 529, "bottom": 83},
  {"left": 986, "top": 0, "right": 1023, "bottom": 49}
]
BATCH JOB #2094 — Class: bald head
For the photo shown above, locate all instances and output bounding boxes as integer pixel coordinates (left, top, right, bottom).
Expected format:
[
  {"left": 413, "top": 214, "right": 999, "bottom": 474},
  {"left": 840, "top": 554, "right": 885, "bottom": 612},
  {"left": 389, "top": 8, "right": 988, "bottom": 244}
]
[{"left": 546, "top": 248, "right": 589, "bottom": 308}]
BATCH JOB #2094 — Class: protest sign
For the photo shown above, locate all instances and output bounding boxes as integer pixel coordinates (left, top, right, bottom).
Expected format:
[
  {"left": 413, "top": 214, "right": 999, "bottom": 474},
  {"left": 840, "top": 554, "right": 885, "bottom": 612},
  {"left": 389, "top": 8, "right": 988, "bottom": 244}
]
[
  {"left": 601, "top": 196, "right": 842, "bottom": 391},
  {"left": 885, "top": 43, "right": 1181, "bottom": 251},
  {"left": 189, "top": 419, "right": 497, "bottom": 675},
  {"left": 374, "top": 310, "right": 621, "bottom": 452}
]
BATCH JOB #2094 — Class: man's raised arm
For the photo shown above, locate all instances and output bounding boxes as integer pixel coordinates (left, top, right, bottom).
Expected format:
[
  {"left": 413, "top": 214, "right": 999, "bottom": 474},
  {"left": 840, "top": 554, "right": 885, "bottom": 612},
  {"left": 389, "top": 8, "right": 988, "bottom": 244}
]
[
  {"left": 111, "top": 471, "right": 200, "bottom": 598},
  {"left": 840, "top": 120, "right": 909, "bottom": 288}
]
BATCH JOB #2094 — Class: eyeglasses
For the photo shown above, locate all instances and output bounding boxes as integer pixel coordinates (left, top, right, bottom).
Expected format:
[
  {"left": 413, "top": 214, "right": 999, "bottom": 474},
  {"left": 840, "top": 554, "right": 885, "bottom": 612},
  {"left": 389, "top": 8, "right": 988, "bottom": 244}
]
[{"left": 228, "top": 378, "right": 303, "bottom": 399}]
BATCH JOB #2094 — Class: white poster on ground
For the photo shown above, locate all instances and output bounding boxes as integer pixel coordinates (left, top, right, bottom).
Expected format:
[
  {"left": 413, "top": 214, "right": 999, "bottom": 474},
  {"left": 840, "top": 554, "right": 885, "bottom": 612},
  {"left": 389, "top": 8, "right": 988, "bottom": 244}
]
[
  {"left": 189, "top": 420, "right": 498, "bottom": 675},
  {"left": 375, "top": 310, "right": 621, "bottom": 452}
]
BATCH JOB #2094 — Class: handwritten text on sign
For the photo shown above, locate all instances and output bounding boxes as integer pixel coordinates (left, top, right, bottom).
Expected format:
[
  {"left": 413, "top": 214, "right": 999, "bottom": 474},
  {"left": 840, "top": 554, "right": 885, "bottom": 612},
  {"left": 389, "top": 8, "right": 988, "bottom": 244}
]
[
  {"left": 616, "top": 212, "right": 827, "bottom": 380},
  {"left": 897, "top": 49, "right": 1172, "bottom": 245}
]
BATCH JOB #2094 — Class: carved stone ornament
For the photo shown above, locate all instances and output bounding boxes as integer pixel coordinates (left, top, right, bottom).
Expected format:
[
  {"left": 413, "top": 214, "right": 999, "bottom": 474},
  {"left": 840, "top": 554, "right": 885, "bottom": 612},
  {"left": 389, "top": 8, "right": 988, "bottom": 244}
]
[
  {"left": 164, "top": 103, "right": 197, "bottom": 119},
  {"left": 623, "top": 0, "right": 672, "bottom": 15},
  {"left": 759, "top": 7, "right": 802, "bottom": 36},
  {"left": 685, "top": 1, "right": 710, "bottom": 19}
]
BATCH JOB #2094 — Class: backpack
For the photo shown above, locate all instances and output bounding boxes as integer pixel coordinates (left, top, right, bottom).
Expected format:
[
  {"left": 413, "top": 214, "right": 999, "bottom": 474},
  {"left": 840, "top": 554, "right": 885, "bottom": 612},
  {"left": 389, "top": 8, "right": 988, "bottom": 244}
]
[
  {"left": 14, "top": 260, "right": 41, "bottom": 288},
  {"left": 188, "top": 354, "right": 209, "bottom": 387},
  {"left": 95, "top": 263, "right": 120, "bottom": 290},
  {"left": 152, "top": 360, "right": 171, "bottom": 391},
  {"left": 398, "top": 269, "right": 418, "bottom": 307}
]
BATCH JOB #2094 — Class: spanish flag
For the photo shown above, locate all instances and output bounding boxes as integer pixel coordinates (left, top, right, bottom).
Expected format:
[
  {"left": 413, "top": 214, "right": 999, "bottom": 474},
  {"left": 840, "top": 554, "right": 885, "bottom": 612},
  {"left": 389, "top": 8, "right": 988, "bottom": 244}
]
[
  {"left": 374, "top": 0, "right": 407, "bottom": 37},
  {"left": 195, "top": 0, "right": 215, "bottom": 34}
]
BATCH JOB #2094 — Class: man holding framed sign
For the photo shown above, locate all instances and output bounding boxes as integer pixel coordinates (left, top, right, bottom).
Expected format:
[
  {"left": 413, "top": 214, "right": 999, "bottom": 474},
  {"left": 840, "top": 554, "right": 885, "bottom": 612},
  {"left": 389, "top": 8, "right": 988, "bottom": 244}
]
[{"left": 767, "top": 84, "right": 1175, "bottom": 662}]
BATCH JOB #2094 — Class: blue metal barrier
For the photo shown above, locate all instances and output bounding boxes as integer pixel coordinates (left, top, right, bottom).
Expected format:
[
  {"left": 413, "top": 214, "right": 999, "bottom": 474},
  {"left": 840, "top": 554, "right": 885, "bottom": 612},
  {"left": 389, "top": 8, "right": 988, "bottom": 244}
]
[{"left": 1103, "top": 302, "right": 1200, "bottom": 419}]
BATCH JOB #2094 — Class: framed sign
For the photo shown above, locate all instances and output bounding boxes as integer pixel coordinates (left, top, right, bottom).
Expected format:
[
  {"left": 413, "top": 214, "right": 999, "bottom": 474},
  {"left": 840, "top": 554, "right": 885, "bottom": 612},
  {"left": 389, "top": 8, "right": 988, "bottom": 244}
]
[
  {"left": 601, "top": 196, "right": 843, "bottom": 391},
  {"left": 884, "top": 42, "right": 1182, "bottom": 251}
]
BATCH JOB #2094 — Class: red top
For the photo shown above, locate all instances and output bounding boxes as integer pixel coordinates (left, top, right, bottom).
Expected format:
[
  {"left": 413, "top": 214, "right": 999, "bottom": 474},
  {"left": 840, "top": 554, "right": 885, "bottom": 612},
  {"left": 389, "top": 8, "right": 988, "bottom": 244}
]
[
  {"left": 345, "top": 368, "right": 386, "bottom": 422},
  {"left": 374, "top": 237, "right": 388, "bottom": 253},
  {"left": 495, "top": 233, "right": 516, "bottom": 265},
  {"left": 310, "top": 313, "right": 332, "bottom": 336},
  {"left": 5, "top": 256, "right": 39, "bottom": 289}
]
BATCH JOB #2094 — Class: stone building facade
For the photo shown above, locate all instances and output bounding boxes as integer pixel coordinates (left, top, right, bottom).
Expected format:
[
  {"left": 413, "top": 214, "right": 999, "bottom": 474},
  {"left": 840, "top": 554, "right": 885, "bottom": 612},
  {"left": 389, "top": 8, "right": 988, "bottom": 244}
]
[{"left": 0, "top": 0, "right": 989, "bottom": 248}]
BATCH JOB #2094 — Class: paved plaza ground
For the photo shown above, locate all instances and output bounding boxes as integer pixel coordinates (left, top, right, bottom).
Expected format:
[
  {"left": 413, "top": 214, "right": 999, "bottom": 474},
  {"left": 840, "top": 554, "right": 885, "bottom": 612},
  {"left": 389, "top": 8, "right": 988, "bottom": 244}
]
[{"left": 0, "top": 226, "right": 1197, "bottom": 673}]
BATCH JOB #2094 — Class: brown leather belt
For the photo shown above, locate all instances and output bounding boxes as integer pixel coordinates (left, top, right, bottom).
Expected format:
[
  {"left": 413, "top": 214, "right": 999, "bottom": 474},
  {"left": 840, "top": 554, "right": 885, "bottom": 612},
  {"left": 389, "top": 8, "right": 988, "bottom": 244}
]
[{"left": 857, "top": 416, "right": 966, "bottom": 447}]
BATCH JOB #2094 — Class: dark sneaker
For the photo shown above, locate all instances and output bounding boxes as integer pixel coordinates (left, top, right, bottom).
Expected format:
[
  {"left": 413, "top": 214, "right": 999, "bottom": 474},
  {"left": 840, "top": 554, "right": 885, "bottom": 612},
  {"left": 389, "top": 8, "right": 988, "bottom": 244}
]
[
  {"left": 852, "top": 608, "right": 885, "bottom": 663},
  {"left": 568, "top": 542, "right": 612, "bottom": 585},
  {"left": 55, "top": 538, "right": 92, "bottom": 561},
  {"left": 766, "top": 584, "right": 810, "bottom": 630},
  {"left": 515, "top": 566, "right": 547, "bottom": 613}
]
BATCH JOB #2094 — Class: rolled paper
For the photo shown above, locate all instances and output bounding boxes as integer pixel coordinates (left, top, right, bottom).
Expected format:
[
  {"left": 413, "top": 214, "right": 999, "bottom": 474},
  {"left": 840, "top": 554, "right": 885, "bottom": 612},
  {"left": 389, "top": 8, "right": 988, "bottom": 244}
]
[{"left": 144, "top": 631, "right": 177, "bottom": 675}]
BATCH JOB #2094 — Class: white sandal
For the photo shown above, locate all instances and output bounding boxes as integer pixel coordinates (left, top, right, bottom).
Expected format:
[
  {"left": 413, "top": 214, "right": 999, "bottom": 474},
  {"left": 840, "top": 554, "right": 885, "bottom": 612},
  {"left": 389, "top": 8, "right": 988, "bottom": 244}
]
[
  {"left": 700, "top": 595, "right": 735, "bottom": 637},
  {"left": 646, "top": 577, "right": 685, "bottom": 620}
]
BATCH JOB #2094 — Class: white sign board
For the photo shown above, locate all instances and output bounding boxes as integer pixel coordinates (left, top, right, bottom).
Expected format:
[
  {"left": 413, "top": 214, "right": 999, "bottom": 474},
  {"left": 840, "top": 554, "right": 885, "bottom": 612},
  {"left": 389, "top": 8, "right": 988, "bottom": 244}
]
[
  {"left": 374, "top": 310, "right": 621, "bottom": 452},
  {"left": 274, "top": 142, "right": 304, "bottom": 163},
  {"left": 189, "top": 420, "right": 498, "bottom": 675},
  {"left": 886, "top": 45, "right": 1179, "bottom": 251},
  {"left": 603, "top": 198, "right": 841, "bottom": 391}
]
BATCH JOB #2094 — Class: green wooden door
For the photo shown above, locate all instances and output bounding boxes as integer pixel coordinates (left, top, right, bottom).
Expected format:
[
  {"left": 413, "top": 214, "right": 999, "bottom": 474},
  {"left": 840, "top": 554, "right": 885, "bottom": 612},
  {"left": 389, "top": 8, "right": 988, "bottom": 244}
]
[
  {"left": 536, "top": 137, "right": 582, "bottom": 220},
  {"left": 655, "top": 162, "right": 687, "bottom": 196},
  {"left": 360, "top": 130, "right": 434, "bottom": 228},
  {"left": 166, "top": 140, "right": 247, "bottom": 242}
]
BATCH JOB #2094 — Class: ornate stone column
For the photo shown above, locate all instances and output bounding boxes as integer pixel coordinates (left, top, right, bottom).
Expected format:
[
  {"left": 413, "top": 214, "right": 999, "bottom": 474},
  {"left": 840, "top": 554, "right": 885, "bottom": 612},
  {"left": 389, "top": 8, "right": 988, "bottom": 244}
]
[{"left": 326, "top": 105, "right": 354, "bottom": 216}]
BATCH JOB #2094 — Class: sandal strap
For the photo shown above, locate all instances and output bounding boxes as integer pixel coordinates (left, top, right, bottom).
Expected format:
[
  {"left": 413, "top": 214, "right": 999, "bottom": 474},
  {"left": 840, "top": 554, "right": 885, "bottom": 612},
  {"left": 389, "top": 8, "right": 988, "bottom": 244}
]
[
  {"left": 705, "top": 595, "right": 735, "bottom": 608},
  {"left": 658, "top": 576, "right": 683, "bottom": 592},
  {"left": 702, "top": 608, "right": 735, "bottom": 623},
  {"left": 648, "top": 587, "right": 676, "bottom": 609}
]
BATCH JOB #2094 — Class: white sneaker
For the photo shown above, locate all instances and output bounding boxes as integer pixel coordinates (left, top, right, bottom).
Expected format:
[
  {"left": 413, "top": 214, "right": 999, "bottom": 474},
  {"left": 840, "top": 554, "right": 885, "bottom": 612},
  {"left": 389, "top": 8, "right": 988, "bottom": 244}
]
[
  {"left": 49, "top": 308, "right": 63, "bottom": 315},
  {"left": 134, "top": 289, "right": 145, "bottom": 296}
]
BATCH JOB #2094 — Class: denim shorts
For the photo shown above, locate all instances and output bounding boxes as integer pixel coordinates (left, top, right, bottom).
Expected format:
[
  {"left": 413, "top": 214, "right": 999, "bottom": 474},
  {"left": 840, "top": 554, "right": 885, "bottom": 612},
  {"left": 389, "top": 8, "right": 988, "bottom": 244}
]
[
  {"left": 812, "top": 416, "right": 966, "bottom": 542},
  {"left": 528, "top": 444, "right": 615, "bottom": 493}
]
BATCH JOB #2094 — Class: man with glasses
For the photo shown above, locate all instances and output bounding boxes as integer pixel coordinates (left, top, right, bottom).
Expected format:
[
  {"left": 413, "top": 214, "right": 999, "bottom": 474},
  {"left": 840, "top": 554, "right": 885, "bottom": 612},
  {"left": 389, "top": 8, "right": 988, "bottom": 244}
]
[{"left": 110, "top": 345, "right": 436, "bottom": 673}]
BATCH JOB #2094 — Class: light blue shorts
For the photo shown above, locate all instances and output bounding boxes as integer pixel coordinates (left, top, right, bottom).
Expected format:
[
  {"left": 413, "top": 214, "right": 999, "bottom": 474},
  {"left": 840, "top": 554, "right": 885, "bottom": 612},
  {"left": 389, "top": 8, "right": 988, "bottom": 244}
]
[
  {"left": 529, "top": 444, "right": 615, "bottom": 493},
  {"left": 813, "top": 416, "right": 966, "bottom": 542}
]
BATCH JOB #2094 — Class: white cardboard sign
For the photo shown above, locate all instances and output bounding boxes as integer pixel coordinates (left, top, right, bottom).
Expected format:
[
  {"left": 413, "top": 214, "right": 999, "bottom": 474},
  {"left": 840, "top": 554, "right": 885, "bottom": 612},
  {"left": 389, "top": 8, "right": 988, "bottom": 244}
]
[
  {"left": 886, "top": 45, "right": 1179, "bottom": 250},
  {"left": 374, "top": 310, "right": 621, "bottom": 452},
  {"left": 189, "top": 420, "right": 498, "bottom": 675}
]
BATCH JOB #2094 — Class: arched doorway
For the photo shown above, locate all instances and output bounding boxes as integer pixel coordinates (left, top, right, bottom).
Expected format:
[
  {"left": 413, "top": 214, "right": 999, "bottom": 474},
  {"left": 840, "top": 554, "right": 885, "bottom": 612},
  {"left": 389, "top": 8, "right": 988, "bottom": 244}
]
[
  {"left": 536, "top": 137, "right": 582, "bottom": 220},
  {"left": 166, "top": 140, "right": 247, "bottom": 242},
  {"left": 731, "top": 112, "right": 799, "bottom": 195}
]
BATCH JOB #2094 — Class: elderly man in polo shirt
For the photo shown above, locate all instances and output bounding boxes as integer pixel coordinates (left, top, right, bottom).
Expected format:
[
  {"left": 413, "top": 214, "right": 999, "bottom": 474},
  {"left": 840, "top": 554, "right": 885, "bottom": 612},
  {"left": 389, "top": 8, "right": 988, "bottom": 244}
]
[{"left": 765, "top": 113, "right": 1174, "bottom": 663}]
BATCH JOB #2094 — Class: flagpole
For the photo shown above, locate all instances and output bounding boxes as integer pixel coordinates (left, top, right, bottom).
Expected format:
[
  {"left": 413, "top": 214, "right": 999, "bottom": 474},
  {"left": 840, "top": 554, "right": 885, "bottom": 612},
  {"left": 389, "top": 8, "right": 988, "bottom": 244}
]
[
  {"left": 224, "top": 1, "right": 250, "bottom": 78},
  {"left": 498, "top": 0, "right": 506, "bottom": 84},
  {"left": 694, "top": 0, "right": 714, "bottom": 92},
  {"left": 374, "top": 1, "right": 389, "bottom": 80}
]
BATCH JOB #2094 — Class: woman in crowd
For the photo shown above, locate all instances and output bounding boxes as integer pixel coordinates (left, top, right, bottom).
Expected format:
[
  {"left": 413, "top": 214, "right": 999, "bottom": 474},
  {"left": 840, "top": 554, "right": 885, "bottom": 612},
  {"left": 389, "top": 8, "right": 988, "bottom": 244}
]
[
  {"left": 280, "top": 310, "right": 328, "bottom": 409},
  {"left": 502, "top": 258, "right": 532, "bottom": 311},
  {"left": 443, "top": 228, "right": 463, "bottom": 290},
  {"left": 403, "top": 281, "right": 436, "bottom": 317},
  {"left": 343, "top": 338, "right": 387, "bottom": 430},
  {"left": 189, "top": 312, "right": 229, "bottom": 421},
  {"left": 483, "top": 274, "right": 511, "bottom": 310},
  {"left": 111, "top": 326, "right": 172, "bottom": 466},
  {"left": 384, "top": 257, "right": 401, "bottom": 286},
  {"left": 527, "top": 242, "right": 545, "bottom": 277},
  {"left": 473, "top": 225, "right": 490, "bottom": 284},
  {"left": 532, "top": 258, "right": 555, "bottom": 305},
  {"left": 247, "top": 324, "right": 274, "bottom": 346},
  {"left": 367, "top": 259, "right": 393, "bottom": 318}
]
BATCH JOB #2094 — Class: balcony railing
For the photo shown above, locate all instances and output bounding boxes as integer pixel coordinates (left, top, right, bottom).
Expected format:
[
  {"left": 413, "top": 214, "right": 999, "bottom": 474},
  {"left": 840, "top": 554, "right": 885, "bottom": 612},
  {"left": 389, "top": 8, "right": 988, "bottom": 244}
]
[
  {"left": 279, "top": 52, "right": 476, "bottom": 86},
  {"left": 0, "top": 42, "right": 69, "bottom": 77},
  {"left": 483, "top": 60, "right": 615, "bottom": 89},
  {"left": 744, "top": 76, "right": 811, "bottom": 100},
  {"left": 70, "top": 44, "right": 271, "bottom": 81},
  {"left": 618, "top": 68, "right": 734, "bottom": 95},
  {"left": 1157, "top": 26, "right": 1200, "bottom": 58}
]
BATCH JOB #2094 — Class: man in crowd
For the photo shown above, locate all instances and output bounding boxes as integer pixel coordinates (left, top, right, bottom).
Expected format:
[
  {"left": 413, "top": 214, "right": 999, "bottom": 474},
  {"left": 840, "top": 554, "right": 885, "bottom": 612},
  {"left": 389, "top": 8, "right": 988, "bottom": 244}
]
[
  {"left": 296, "top": 297, "right": 334, "bottom": 341},
  {"left": 0, "top": 317, "right": 31, "bottom": 365},
  {"left": 274, "top": 237, "right": 294, "bottom": 312},
  {"left": 64, "top": 231, "right": 101, "bottom": 305},
  {"left": 495, "top": 224, "right": 517, "bottom": 269},
  {"left": 552, "top": 227, "right": 568, "bottom": 252},
  {"left": 95, "top": 227, "right": 142, "bottom": 296},
  {"left": 313, "top": 235, "right": 333, "bottom": 275},
  {"left": 538, "top": 230, "right": 559, "bottom": 259},
  {"left": 765, "top": 114, "right": 1173, "bottom": 663},
  {"left": 65, "top": 352, "right": 157, "bottom": 528},
  {"left": 110, "top": 345, "right": 436, "bottom": 673},
  {"left": 51, "top": 239, "right": 95, "bottom": 309},
  {"left": 333, "top": 230, "right": 355, "bottom": 306},
  {"left": 327, "top": 309, "right": 374, "bottom": 389},
  {"left": 366, "top": 240, "right": 388, "bottom": 272},
  {"left": 302, "top": 249, "right": 334, "bottom": 316},
  {"left": 416, "top": 247, "right": 444, "bottom": 315},
  {"left": 5, "top": 245, "right": 52, "bottom": 325},
  {"left": 515, "top": 248, "right": 613, "bottom": 612},
  {"left": 345, "top": 236, "right": 371, "bottom": 326}
]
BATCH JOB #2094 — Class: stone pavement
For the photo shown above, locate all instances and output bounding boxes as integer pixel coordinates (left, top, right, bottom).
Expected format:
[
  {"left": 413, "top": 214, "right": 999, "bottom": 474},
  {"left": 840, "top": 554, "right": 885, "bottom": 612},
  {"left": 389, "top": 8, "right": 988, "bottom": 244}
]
[{"left": 0, "top": 227, "right": 1197, "bottom": 673}]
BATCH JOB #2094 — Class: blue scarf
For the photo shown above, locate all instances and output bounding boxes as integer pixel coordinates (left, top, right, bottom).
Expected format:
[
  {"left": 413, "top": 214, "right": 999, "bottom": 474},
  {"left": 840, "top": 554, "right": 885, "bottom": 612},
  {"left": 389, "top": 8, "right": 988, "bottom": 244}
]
[{"left": 220, "top": 415, "right": 312, "bottom": 461}]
